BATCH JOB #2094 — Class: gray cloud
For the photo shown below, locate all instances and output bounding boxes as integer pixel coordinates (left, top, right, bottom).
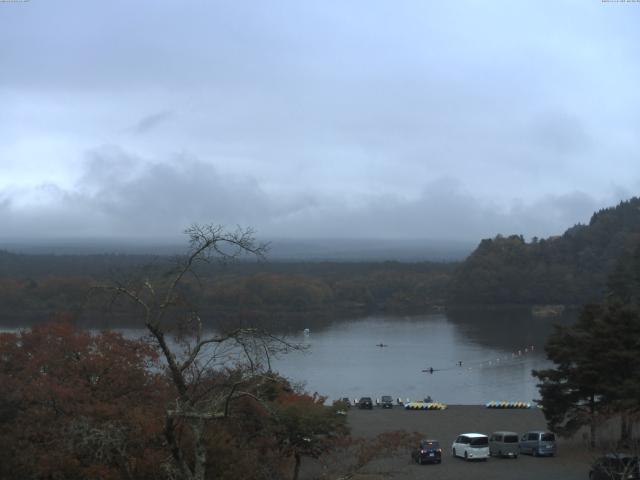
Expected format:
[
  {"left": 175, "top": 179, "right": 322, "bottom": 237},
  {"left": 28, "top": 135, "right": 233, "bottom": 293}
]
[
  {"left": 0, "top": 148, "right": 622, "bottom": 243},
  {"left": 0, "top": 147, "right": 315, "bottom": 239},
  {"left": 530, "top": 111, "right": 591, "bottom": 156},
  {"left": 0, "top": 1, "right": 638, "bottom": 244},
  {"left": 266, "top": 179, "right": 606, "bottom": 241},
  {"left": 129, "top": 111, "right": 173, "bottom": 135}
]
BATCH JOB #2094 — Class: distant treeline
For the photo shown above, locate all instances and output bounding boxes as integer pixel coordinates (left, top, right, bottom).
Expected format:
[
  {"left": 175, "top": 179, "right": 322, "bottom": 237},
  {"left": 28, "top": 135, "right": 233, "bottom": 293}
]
[
  {"left": 448, "top": 197, "right": 640, "bottom": 305},
  {"left": 3, "top": 197, "right": 640, "bottom": 327},
  {"left": 0, "top": 253, "right": 454, "bottom": 328}
]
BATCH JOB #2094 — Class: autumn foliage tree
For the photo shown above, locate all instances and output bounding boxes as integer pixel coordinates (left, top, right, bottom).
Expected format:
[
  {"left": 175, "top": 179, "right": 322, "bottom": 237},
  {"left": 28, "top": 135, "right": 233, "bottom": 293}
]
[
  {"left": 270, "top": 391, "right": 349, "bottom": 480},
  {"left": 0, "top": 319, "right": 168, "bottom": 480}
]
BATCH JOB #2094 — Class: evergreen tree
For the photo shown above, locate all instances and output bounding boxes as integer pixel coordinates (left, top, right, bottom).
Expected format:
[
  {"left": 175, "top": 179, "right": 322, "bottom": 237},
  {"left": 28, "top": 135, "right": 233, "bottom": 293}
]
[
  {"left": 607, "top": 242, "right": 640, "bottom": 306},
  {"left": 450, "top": 197, "right": 640, "bottom": 305},
  {"left": 533, "top": 303, "right": 640, "bottom": 446}
]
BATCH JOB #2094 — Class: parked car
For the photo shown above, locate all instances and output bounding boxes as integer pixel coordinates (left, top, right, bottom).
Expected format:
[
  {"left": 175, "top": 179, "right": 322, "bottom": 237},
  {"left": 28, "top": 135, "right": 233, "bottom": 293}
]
[
  {"left": 489, "top": 431, "right": 519, "bottom": 458},
  {"left": 519, "top": 430, "right": 557, "bottom": 457},
  {"left": 452, "top": 433, "right": 490, "bottom": 461},
  {"left": 412, "top": 439, "right": 442, "bottom": 464},
  {"left": 358, "top": 397, "right": 373, "bottom": 409},
  {"left": 380, "top": 395, "right": 394, "bottom": 409},
  {"left": 589, "top": 454, "right": 639, "bottom": 480},
  {"left": 339, "top": 397, "right": 351, "bottom": 409}
]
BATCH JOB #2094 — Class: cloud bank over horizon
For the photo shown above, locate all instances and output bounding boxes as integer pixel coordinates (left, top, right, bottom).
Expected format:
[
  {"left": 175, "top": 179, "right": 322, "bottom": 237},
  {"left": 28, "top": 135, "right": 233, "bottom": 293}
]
[
  {"left": 1, "top": 1, "right": 639, "bottom": 243},
  {"left": 0, "top": 145, "right": 629, "bottom": 243}
]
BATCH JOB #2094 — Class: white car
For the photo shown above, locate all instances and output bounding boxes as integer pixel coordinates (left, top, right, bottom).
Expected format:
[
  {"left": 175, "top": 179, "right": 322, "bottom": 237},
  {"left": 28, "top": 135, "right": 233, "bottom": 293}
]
[{"left": 452, "top": 433, "right": 490, "bottom": 461}]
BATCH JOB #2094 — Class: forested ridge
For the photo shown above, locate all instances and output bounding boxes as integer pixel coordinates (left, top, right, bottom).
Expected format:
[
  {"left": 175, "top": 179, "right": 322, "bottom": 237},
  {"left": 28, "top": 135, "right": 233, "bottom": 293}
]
[
  {"left": 448, "top": 197, "right": 640, "bottom": 305},
  {"left": 0, "top": 252, "right": 453, "bottom": 328},
  {"left": 2, "top": 197, "right": 640, "bottom": 328},
  {"left": 533, "top": 209, "right": 640, "bottom": 447}
]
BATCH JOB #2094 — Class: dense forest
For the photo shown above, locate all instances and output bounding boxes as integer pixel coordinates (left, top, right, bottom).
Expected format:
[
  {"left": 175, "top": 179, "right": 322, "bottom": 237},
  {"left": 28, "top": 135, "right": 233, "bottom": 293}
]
[
  {"left": 0, "top": 252, "right": 453, "bottom": 329},
  {"left": 448, "top": 197, "right": 640, "bottom": 305},
  {"left": 2, "top": 197, "right": 640, "bottom": 328}
]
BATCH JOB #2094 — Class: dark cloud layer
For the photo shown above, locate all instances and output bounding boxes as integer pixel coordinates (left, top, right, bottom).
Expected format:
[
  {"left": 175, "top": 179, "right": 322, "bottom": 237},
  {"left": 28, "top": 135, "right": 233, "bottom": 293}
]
[
  {"left": 0, "top": 2, "right": 639, "bottom": 244},
  {"left": 0, "top": 147, "right": 619, "bottom": 242}
]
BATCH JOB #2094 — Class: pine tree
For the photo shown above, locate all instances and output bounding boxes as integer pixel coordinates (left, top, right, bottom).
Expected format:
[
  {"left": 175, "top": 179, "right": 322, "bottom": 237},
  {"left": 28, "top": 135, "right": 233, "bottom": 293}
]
[{"left": 533, "top": 304, "right": 640, "bottom": 446}]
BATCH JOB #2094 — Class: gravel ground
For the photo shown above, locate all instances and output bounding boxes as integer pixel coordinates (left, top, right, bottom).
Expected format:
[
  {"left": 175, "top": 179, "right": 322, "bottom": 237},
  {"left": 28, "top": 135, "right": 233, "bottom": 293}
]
[{"left": 304, "top": 405, "right": 594, "bottom": 480}]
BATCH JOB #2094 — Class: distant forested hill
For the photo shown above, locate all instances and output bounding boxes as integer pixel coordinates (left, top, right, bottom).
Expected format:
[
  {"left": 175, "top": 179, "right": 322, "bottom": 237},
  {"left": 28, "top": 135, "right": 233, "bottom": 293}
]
[
  {"left": 448, "top": 197, "right": 640, "bottom": 305},
  {"left": 0, "top": 251, "right": 454, "bottom": 328}
]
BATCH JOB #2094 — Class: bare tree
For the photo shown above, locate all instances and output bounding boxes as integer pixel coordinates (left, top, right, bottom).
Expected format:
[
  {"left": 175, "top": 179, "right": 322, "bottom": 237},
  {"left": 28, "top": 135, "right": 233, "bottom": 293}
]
[
  {"left": 589, "top": 442, "right": 640, "bottom": 480},
  {"left": 315, "top": 431, "right": 422, "bottom": 480},
  {"left": 95, "top": 224, "right": 298, "bottom": 480}
]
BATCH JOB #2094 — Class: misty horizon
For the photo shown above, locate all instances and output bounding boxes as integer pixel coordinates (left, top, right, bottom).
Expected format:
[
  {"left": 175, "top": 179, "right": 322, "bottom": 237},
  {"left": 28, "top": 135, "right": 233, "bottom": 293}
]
[{"left": 0, "top": 236, "right": 476, "bottom": 261}]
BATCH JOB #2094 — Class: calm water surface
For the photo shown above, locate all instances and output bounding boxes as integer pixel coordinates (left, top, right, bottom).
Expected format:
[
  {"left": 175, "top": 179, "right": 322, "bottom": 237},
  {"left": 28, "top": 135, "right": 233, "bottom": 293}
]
[
  {"left": 271, "top": 310, "right": 573, "bottom": 404},
  {"left": 3, "top": 309, "right": 573, "bottom": 405}
]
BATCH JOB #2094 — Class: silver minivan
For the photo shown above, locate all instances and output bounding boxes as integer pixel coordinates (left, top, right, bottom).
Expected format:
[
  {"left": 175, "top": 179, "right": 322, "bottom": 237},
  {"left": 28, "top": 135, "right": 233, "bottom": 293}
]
[
  {"left": 489, "top": 431, "right": 519, "bottom": 458},
  {"left": 519, "top": 430, "right": 557, "bottom": 457}
]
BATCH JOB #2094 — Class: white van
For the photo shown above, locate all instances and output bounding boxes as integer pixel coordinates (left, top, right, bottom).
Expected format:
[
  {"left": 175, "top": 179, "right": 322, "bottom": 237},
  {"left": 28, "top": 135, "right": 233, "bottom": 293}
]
[{"left": 452, "top": 433, "right": 490, "bottom": 461}]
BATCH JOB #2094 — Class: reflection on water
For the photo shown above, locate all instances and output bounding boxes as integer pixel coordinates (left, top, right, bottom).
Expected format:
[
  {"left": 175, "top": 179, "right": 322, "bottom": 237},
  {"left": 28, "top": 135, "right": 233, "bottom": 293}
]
[
  {"left": 2, "top": 308, "right": 576, "bottom": 405},
  {"left": 272, "top": 310, "right": 576, "bottom": 404},
  {"left": 445, "top": 306, "right": 577, "bottom": 353}
]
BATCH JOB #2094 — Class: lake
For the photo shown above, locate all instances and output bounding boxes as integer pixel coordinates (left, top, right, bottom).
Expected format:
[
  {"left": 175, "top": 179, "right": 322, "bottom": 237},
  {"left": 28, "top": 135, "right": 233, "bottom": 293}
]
[
  {"left": 270, "top": 309, "right": 575, "bottom": 404},
  {"left": 2, "top": 307, "right": 575, "bottom": 405}
]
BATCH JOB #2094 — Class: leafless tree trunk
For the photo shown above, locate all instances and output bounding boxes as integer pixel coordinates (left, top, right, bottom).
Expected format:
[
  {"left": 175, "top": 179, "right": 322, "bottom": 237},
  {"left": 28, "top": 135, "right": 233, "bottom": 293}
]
[
  {"left": 590, "top": 394, "right": 597, "bottom": 448},
  {"left": 95, "top": 224, "right": 298, "bottom": 480},
  {"left": 621, "top": 413, "right": 633, "bottom": 446},
  {"left": 292, "top": 452, "right": 301, "bottom": 480}
]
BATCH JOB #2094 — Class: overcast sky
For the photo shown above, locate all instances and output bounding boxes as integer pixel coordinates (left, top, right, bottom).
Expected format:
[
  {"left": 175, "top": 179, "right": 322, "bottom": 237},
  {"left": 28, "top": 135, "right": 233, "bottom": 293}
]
[{"left": 1, "top": 0, "right": 639, "bottom": 243}]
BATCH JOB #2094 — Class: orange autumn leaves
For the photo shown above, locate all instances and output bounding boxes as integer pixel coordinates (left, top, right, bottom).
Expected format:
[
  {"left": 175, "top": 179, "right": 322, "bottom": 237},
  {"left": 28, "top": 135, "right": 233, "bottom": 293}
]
[{"left": 0, "top": 321, "right": 167, "bottom": 480}]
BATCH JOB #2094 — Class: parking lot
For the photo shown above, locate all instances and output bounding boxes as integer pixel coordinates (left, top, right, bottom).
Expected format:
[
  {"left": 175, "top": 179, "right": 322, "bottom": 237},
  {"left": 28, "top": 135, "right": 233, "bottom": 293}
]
[{"left": 308, "top": 405, "right": 594, "bottom": 480}]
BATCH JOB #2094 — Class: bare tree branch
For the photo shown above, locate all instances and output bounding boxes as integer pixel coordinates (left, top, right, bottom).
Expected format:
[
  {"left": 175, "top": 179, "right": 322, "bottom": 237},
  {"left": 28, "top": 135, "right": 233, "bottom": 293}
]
[{"left": 90, "top": 224, "right": 285, "bottom": 480}]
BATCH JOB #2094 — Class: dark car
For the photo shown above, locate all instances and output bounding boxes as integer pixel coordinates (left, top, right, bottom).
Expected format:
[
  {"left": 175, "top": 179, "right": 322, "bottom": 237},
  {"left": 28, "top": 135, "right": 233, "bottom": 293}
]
[
  {"left": 380, "top": 395, "right": 394, "bottom": 409},
  {"left": 412, "top": 439, "right": 442, "bottom": 464},
  {"left": 590, "top": 454, "right": 639, "bottom": 480},
  {"left": 358, "top": 397, "right": 373, "bottom": 409}
]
